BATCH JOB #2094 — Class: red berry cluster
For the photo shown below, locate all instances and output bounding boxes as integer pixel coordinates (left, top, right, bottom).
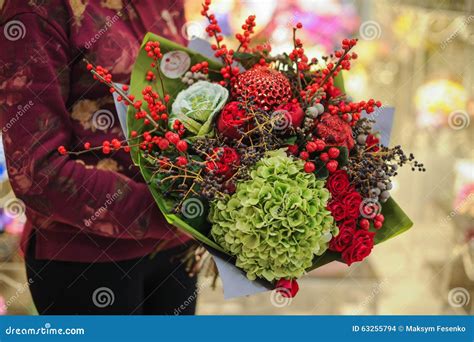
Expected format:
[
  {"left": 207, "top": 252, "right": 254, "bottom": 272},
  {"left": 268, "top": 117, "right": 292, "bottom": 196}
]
[
  {"left": 144, "top": 41, "right": 162, "bottom": 61},
  {"left": 326, "top": 98, "right": 382, "bottom": 126},
  {"left": 235, "top": 15, "right": 256, "bottom": 52},
  {"left": 289, "top": 23, "right": 309, "bottom": 72},
  {"left": 136, "top": 86, "right": 169, "bottom": 123},
  {"left": 359, "top": 213, "right": 385, "bottom": 230},
  {"left": 190, "top": 61, "right": 209, "bottom": 74},
  {"left": 139, "top": 130, "right": 188, "bottom": 154},
  {"left": 201, "top": 0, "right": 238, "bottom": 85}
]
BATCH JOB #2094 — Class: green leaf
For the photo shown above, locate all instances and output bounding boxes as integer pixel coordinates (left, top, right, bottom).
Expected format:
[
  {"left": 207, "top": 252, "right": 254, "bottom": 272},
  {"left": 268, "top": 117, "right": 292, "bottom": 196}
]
[
  {"left": 374, "top": 197, "right": 413, "bottom": 244},
  {"left": 336, "top": 146, "right": 349, "bottom": 167},
  {"left": 233, "top": 51, "right": 261, "bottom": 69}
]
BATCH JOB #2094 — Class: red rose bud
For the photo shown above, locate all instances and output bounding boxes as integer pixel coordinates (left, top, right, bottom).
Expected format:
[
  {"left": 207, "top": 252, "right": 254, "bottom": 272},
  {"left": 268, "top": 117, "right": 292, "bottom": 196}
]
[
  {"left": 286, "top": 144, "right": 299, "bottom": 156},
  {"left": 306, "top": 141, "right": 317, "bottom": 153},
  {"left": 304, "top": 161, "right": 316, "bottom": 173},
  {"left": 328, "top": 147, "right": 340, "bottom": 159},
  {"left": 275, "top": 102, "right": 304, "bottom": 128},
  {"left": 320, "top": 153, "right": 329, "bottom": 162},
  {"left": 359, "top": 218, "right": 370, "bottom": 230},
  {"left": 326, "top": 160, "right": 338, "bottom": 173},
  {"left": 299, "top": 151, "right": 309, "bottom": 160},
  {"left": 275, "top": 279, "right": 299, "bottom": 298},
  {"left": 217, "top": 101, "right": 252, "bottom": 139}
]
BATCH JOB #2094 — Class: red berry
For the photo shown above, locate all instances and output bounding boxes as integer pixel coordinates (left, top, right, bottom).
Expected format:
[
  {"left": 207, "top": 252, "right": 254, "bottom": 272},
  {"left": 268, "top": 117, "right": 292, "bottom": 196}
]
[
  {"left": 374, "top": 220, "right": 383, "bottom": 229},
  {"left": 359, "top": 219, "right": 370, "bottom": 230},
  {"left": 299, "top": 151, "right": 309, "bottom": 160},
  {"left": 375, "top": 214, "right": 385, "bottom": 222},
  {"left": 328, "top": 147, "right": 340, "bottom": 159},
  {"left": 176, "top": 140, "right": 188, "bottom": 152},
  {"left": 326, "top": 160, "right": 338, "bottom": 173},
  {"left": 176, "top": 156, "right": 188, "bottom": 166},
  {"left": 314, "top": 139, "right": 326, "bottom": 151},
  {"left": 102, "top": 146, "right": 111, "bottom": 154},
  {"left": 131, "top": 130, "right": 138, "bottom": 138},
  {"left": 158, "top": 139, "right": 170, "bottom": 150},
  {"left": 84, "top": 142, "right": 91, "bottom": 150},
  {"left": 320, "top": 153, "right": 329, "bottom": 162},
  {"left": 306, "top": 141, "right": 317, "bottom": 153},
  {"left": 304, "top": 161, "right": 315, "bottom": 173},
  {"left": 165, "top": 131, "right": 180, "bottom": 144},
  {"left": 58, "top": 146, "right": 67, "bottom": 155},
  {"left": 296, "top": 22, "right": 303, "bottom": 29}
]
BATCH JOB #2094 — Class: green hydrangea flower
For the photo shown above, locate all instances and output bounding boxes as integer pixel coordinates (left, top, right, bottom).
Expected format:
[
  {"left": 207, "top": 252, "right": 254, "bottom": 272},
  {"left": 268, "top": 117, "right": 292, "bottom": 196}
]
[{"left": 209, "top": 149, "right": 338, "bottom": 282}]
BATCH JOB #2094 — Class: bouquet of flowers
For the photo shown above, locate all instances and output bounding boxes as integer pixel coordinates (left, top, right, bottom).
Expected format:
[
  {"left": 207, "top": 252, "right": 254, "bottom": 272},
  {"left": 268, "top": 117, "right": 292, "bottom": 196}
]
[{"left": 58, "top": 0, "right": 424, "bottom": 297}]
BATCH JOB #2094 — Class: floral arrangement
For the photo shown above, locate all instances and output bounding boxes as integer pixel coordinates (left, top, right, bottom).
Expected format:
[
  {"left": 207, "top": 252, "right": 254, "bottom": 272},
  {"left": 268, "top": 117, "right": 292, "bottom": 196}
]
[{"left": 58, "top": 0, "right": 424, "bottom": 297}]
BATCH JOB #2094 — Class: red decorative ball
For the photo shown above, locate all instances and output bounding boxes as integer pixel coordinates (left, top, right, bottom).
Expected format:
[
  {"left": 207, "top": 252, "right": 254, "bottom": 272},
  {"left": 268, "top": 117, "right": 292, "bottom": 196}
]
[{"left": 232, "top": 66, "right": 292, "bottom": 111}]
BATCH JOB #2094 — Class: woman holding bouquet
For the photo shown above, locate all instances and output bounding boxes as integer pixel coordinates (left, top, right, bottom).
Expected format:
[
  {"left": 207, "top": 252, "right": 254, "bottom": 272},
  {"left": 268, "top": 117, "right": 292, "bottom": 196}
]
[{"left": 0, "top": 0, "right": 198, "bottom": 315}]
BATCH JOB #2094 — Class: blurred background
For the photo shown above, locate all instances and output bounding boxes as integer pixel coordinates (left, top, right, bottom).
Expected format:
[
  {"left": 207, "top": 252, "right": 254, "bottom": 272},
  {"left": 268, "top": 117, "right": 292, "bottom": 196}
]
[{"left": 0, "top": 0, "right": 473, "bottom": 315}]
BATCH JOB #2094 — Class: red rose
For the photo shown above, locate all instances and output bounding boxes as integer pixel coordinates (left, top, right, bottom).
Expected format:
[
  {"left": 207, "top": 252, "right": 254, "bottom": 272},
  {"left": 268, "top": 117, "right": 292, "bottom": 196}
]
[
  {"left": 326, "top": 170, "right": 350, "bottom": 198},
  {"left": 205, "top": 147, "right": 240, "bottom": 179},
  {"left": 275, "top": 279, "right": 299, "bottom": 298},
  {"left": 341, "top": 230, "right": 375, "bottom": 266},
  {"left": 217, "top": 101, "right": 251, "bottom": 139},
  {"left": 274, "top": 102, "right": 304, "bottom": 128},
  {"left": 342, "top": 191, "right": 363, "bottom": 220},
  {"left": 316, "top": 113, "right": 354, "bottom": 150},
  {"left": 329, "top": 222, "right": 356, "bottom": 252},
  {"left": 328, "top": 200, "right": 346, "bottom": 221}
]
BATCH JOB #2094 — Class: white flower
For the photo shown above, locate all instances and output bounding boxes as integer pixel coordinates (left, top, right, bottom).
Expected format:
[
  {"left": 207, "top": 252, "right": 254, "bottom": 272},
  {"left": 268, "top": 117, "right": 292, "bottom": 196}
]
[{"left": 170, "top": 81, "right": 228, "bottom": 136}]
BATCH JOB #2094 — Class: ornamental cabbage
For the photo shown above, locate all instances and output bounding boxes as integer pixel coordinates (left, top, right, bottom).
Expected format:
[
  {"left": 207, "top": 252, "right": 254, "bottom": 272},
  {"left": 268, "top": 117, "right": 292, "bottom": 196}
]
[
  {"left": 209, "top": 149, "right": 338, "bottom": 281},
  {"left": 170, "top": 81, "right": 228, "bottom": 136}
]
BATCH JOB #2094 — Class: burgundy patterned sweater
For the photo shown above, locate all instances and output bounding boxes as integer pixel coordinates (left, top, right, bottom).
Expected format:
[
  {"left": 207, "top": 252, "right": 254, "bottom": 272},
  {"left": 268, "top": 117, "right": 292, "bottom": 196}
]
[{"left": 0, "top": 0, "right": 191, "bottom": 262}]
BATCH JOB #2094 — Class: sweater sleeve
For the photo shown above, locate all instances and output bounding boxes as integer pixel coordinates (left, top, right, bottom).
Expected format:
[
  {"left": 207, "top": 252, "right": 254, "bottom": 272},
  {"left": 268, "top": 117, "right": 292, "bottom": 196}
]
[{"left": 0, "top": 12, "right": 178, "bottom": 241}]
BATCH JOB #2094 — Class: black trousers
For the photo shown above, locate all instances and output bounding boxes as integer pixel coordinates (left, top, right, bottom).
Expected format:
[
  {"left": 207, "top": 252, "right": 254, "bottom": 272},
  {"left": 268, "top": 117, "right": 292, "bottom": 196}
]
[{"left": 25, "top": 239, "right": 197, "bottom": 315}]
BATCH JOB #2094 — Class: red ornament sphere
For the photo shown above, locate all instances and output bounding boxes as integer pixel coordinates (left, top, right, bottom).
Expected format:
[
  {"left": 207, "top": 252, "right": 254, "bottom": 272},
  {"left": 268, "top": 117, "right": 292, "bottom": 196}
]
[{"left": 232, "top": 66, "right": 292, "bottom": 111}]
